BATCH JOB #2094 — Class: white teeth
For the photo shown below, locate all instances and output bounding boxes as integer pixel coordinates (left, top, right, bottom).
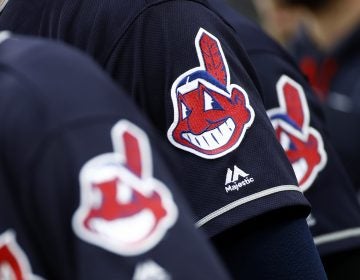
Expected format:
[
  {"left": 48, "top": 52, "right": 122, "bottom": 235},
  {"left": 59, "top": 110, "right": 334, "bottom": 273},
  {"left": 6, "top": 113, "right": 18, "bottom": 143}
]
[
  {"left": 280, "top": 132, "right": 291, "bottom": 150},
  {"left": 89, "top": 210, "right": 155, "bottom": 244},
  {"left": 292, "top": 158, "right": 308, "bottom": 183},
  {"left": 181, "top": 118, "right": 235, "bottom": 150},
  {"left": 279, "top": 133, "right": 309, "bottom": 184},
  {"left": 182, "top": 134, "right": 191, "bottom": 143},
  {"left": 90, "top": 188, "right": 102, "bottom": 209},
  {"left": 117, "top": 182, "right": 132, "bottom": 204}
]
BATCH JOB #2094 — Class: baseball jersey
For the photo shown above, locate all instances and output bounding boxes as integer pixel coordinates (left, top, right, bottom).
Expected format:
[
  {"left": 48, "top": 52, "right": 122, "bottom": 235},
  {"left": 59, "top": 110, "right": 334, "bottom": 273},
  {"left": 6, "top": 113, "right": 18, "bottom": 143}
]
[
  {"left": 207, "top": 0, "right": 360, "bottom": 256},
  {"left": 0, "top": 0, "right": 310, "bottom": 238},
  {"left": 290, "top": 26, "right": 360, "bottom": 191},
  {"left": 0, "top": 33, "right": 232, "bottom": 280}
]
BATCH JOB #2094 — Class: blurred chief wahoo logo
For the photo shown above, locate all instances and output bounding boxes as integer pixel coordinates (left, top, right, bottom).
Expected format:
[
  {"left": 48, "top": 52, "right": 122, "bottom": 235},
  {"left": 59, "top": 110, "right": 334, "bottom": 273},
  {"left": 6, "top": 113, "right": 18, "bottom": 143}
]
[
  {"left": 73, "top": 120, "right": 178, "bottom": 256},
  {"left": 267, "top": 75, "right": 327, "bottom": 191}
]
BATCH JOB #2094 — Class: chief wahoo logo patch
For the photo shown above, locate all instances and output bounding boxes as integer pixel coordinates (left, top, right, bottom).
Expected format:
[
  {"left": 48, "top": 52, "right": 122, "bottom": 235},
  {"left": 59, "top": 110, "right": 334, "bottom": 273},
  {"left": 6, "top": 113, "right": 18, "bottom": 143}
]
[
  {"left": 267, "top": 75, "right": 327, "bottom": 191},
  {"left": 167, "top": 28, "right": 255, "bottom": 159},
  {"left": 73, "top": 120, "right": 178, "bottom": 256}
]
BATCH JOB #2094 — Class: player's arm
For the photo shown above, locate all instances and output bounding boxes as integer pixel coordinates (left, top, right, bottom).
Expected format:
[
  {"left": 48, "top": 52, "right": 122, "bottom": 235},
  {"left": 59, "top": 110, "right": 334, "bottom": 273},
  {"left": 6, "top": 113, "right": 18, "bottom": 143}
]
[
  {"left": 219, "top": 11, "right": 360, "bottom": 278},
  {"left": 107, "top": 1, "right": 326, "bottom": 278},
  {"left": 0, "top": 35, "right": 231, "bottom": 280},
  {"left": 213, "top": 211, "right": 326, "bottom": 279}
]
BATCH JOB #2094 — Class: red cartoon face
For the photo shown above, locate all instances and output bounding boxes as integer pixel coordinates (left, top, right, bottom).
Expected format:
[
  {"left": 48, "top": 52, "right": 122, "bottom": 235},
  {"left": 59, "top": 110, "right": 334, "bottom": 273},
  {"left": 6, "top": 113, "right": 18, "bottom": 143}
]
[
  {"left": 173, "top": 80, "right": 251, "bottom": 156},
  {"left": 168, "top": 29, "right": 254, "bottom": 159},
  {"left": 72, "top": 120, "right": 178, "bottom": 256},
  {"left": 81, "top": 168, "right": 168, "bottom": 247},
  {"left": 268, "top": 75, "right": 327, "bottom": 191},
  {"left": 275, "top": 126, "right": 322, "bottom": 188}
]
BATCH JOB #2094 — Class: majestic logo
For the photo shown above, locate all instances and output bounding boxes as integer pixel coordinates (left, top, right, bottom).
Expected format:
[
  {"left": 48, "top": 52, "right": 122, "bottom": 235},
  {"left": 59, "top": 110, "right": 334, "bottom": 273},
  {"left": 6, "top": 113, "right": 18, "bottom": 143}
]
[
  {"left": 0, "top": 231, "right": 38, "bottom": 280},
  {"left": 73, "top": 120, "right": 178, "bottom": 256},
  {"left": 306, "top": 213, "right": 317, "bottom": 227},
  {"left": 224, "top": 165, "right": 254, "bottom": 193},
  {"left": 132, "top": 260, "right": 170, "bottom": 280},
  {"left": 167, "top": 28, "right": 255, "bottom": 159},
  {"left": 267, "top": 75, "right": 327, "bottom": 191}
]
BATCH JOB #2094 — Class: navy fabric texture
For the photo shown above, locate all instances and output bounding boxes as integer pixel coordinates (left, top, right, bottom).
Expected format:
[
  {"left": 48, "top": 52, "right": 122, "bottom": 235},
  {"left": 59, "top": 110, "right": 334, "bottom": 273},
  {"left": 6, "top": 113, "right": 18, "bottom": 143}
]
[
  {"left": 213, "top": 212, "right": 327, "bottom": 280},
  {"left": 0, "top": 35, "right": 231, "bottom": 280},
  {"left": 290, "top": 26, "right": 360, "bottom": 191},
  {"left": 207, "top": 0, "right": 360, "bottom": 257},
  {"left": 0, "top": 0, "right": 310, "bottom": 237}
]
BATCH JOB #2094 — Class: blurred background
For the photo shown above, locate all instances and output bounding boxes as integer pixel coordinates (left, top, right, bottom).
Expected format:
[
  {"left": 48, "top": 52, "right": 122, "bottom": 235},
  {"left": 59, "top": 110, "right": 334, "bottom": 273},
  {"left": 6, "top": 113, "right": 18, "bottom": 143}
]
[
  {"left": 225, "top": 0, "right": 303, "bottom": 46},
  {"left": 225, "top": 0, "right": 258, "bottom": 20},
  {"left": 225, "top": 0, "right": 360, "bottom": 199}
]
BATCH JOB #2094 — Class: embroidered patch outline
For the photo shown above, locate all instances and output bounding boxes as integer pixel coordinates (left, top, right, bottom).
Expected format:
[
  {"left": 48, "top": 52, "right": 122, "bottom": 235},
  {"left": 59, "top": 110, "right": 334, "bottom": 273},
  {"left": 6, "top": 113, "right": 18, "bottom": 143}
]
[{"left": 167, "top": 28, "right": 255, "bottom": 159}]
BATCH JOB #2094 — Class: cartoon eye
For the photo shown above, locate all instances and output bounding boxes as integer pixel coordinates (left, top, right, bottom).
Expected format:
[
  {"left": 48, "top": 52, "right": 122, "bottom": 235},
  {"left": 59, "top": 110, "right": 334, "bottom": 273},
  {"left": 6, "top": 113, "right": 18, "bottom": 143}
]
[
  {"left": 181, "top": 102, "right": 191, "bottom": 119},
  {"left": 279, "top": 132, "right": 291, "bottom": 151},
  {"left": 279, "top": 132, "right": 296, "bottom": 151},
  {"left": 204, "top": 91, "right": 222, "bottom": 111}
]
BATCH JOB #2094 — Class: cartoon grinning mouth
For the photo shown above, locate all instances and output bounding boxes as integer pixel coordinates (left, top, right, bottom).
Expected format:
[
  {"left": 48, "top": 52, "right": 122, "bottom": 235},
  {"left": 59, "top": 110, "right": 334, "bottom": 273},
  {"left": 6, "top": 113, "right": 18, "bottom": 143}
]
[
  {"left": 292, "top": 158, "right": 308, "bottom": 184},
  {"left": 181, "top": 118, "right": 235, "bottom": 150},
  {"left": 88, "top": 209, "right": 156, "bottom": 244},
  {"left": 279, "top": 132, "right": 307, "bottom": 184}
]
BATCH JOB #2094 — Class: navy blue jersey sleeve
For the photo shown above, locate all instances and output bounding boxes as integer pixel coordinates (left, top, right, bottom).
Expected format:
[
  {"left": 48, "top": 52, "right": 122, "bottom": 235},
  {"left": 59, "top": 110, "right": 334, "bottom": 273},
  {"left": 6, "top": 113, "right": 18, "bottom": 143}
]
[
  {"left": 106, "top": 0, "right": 310, "bottom": 237},
  {"left": 0, "top": 1, "right": 310, "bottom": 236},
  {"left": 213, "top": 214, "right": 327, "bottom": 280},
  {"left": 248, "top": 42, "right": 360, "bottom": 257},
  {"left": 0, "top": 35, "right": 231, "bottom": 280},
  {"left": 290, "top": 27, "right": 360, "bottom": 192},
  {"left": 218, "top": 11, "right": 360, "bottom": 256}
]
